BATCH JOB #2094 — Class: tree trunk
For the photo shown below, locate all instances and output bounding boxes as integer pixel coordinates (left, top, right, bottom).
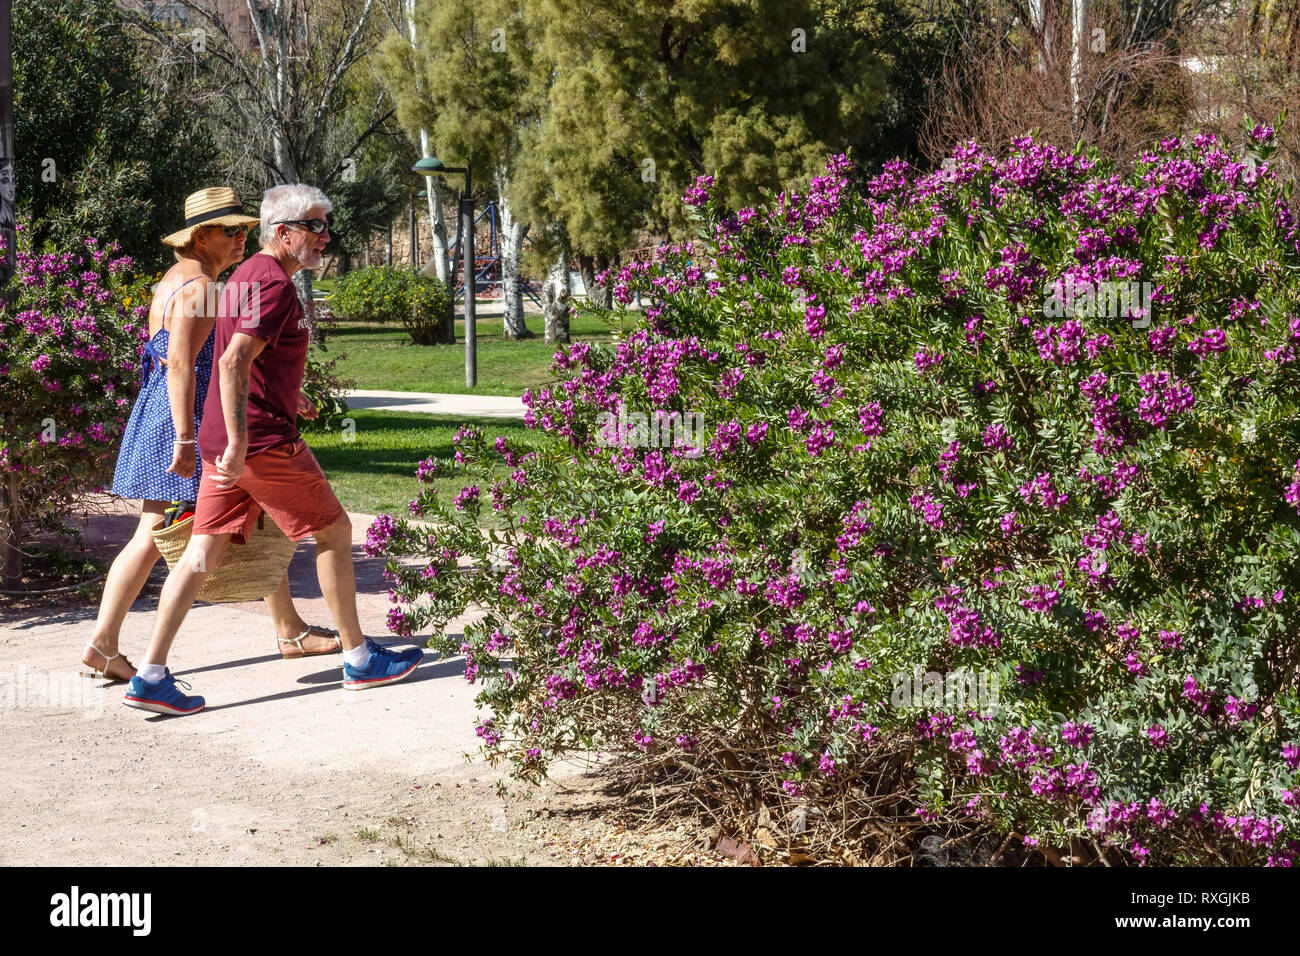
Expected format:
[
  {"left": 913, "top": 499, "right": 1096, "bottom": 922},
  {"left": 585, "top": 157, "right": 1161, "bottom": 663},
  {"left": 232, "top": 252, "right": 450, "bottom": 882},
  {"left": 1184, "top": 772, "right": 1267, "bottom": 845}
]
[
  {"left": 1, "top": 472, "right": 22, "bottom": 589},
  {"left": 497, "top": 168, "right": 533, "bottom": 340},
  {"left": 543, "top": 239, "right": 572, "bottom": 344},
  {"left": 293, "top": 270, "right": 325, "bottom": 347},
  {"left": 421, "top": 133, "right": 450, "bottom": 285},
  {"left": 405, "top": 1, "right": 453, "bottom": 344},
  {"left": 1071, "top": 0, "right": 1089, "bottom": 133},
  {"left": 1029, "top": 0, "right": 1051, "bottom": 72},
  {"left": 576, "top": 253, "right": 614, "bottom": 310}
]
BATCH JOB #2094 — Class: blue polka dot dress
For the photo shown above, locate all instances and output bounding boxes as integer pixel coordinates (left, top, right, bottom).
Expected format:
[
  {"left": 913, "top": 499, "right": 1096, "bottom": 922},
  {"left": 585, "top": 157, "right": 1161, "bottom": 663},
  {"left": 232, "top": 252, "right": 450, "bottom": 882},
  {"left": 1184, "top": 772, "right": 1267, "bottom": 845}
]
[{"left": 111, "top": 278, "right": 215, "bottom": 502}]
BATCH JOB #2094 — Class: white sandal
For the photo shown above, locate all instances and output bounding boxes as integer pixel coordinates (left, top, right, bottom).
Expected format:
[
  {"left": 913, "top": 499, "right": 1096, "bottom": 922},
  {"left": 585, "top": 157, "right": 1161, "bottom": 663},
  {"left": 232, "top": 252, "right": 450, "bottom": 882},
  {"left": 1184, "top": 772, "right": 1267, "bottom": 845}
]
[
  {"left": 277, "top": 626, "right": 342, "bottom": 659},
  {"left": 82, "top": 643, "right": 136, "bottom": 682}
]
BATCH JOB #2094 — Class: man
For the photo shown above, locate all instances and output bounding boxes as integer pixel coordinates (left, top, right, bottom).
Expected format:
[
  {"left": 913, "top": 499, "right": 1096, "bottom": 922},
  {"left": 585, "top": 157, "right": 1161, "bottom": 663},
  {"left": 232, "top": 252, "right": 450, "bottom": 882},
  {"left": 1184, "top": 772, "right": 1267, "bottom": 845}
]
[{"left": 124, "top": 184, "right": 421, "bottom": 715}]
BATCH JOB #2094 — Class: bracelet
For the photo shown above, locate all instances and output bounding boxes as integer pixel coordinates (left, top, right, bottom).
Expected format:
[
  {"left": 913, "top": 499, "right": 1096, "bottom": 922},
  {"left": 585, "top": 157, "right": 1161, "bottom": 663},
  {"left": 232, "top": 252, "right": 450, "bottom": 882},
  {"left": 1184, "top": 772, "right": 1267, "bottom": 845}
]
[{"left": 174, "top": 439, "right": 196, "bottom": 445}]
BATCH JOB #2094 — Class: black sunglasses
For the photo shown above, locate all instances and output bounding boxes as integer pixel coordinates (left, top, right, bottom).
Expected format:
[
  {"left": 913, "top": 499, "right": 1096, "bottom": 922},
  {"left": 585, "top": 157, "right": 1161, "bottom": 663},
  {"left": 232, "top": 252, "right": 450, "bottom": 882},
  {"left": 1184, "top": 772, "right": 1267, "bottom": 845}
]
[
  {"left": 218, "top": 225, "right": 249, "bottom": 237},
  {"left": 273, "top": 218, "right": 330, "bottom": 234}
]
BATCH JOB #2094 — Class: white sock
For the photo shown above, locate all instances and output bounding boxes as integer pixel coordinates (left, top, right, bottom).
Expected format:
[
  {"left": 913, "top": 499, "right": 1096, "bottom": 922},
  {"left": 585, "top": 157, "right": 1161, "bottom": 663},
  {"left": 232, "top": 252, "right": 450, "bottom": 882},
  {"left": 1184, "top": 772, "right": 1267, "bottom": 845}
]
[
  {"left": 139, "top": 664, "right": 166, "bottom": 683},
  {"left": 343, "top": 645, "right": 372, "bottom": 669}
]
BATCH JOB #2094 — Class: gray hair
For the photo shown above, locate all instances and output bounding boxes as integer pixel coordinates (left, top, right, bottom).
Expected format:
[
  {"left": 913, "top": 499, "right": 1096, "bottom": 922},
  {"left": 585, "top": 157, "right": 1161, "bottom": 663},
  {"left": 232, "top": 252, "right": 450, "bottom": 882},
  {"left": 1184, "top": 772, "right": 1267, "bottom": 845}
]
[{"left": 259, "top": 183, "right": 332, "bottom": 247}]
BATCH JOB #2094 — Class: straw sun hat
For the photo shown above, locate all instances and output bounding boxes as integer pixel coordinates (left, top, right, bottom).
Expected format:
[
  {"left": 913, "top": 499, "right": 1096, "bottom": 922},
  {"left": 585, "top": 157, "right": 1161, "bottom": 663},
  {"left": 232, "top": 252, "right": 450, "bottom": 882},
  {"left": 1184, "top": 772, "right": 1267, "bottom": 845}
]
[{"left": 162, "top": 187, "right": 262, "bottom": 247}]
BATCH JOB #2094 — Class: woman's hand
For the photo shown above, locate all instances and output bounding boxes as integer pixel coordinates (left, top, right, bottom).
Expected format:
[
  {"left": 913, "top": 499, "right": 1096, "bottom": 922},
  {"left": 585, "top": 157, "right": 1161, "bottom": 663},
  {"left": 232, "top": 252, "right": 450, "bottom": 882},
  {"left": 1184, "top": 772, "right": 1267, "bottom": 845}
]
[
  {"left": 167, "top": 441, "right": 197, "bottom": 478},
  {"left": 297, "top": 391, "right": 319, "bottom": 420}
]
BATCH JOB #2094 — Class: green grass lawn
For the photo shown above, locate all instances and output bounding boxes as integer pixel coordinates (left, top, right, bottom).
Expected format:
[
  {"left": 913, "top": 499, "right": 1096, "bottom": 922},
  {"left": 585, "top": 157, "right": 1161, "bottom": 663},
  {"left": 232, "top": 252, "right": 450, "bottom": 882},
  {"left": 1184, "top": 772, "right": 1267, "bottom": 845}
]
[
  {"left": 325, "top": 309, "right": 623, "bottom": 396},
  {"left": 303, "top": 409, "right": 553, "bottom": 518}
]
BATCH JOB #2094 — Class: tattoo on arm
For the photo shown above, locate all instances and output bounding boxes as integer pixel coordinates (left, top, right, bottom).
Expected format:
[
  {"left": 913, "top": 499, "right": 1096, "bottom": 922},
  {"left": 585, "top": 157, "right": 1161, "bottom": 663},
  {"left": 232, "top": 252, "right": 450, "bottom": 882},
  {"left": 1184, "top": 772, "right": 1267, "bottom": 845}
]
[
  {"left": 234, "top": 371, "right": 249, "bottom": 439},
  {"left": 219, "top": 340, "right": 260, "bottom": 446}
]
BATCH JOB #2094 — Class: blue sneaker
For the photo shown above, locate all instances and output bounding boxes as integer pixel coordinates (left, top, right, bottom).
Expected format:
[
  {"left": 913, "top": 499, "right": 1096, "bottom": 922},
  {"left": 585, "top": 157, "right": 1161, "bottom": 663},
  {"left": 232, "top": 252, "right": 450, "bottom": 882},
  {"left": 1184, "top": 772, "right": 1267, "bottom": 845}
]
[
  {"left": 364, "top": 636, "right": 422, "bottom": 663},
  {"left": 123, "top": 669, "right": 205, "bottom": 716},
  {"left": 343, "top": 643, "right": 423, "bottom": 690}
]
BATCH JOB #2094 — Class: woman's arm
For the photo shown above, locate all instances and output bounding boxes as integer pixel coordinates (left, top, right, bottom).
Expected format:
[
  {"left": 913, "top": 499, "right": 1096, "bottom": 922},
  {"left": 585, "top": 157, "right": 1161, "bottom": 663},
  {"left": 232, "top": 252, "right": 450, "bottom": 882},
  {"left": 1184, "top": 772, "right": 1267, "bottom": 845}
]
[{"left": 164, "top": 277, "right": 218, "bottom": 479}]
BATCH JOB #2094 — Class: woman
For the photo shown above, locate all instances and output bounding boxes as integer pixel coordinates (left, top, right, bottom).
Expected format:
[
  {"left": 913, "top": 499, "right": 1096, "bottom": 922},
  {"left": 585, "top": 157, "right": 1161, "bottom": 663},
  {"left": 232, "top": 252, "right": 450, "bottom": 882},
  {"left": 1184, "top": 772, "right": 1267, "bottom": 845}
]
[{"left": 83, "top": 187, "right": 341, "bottom": 682}]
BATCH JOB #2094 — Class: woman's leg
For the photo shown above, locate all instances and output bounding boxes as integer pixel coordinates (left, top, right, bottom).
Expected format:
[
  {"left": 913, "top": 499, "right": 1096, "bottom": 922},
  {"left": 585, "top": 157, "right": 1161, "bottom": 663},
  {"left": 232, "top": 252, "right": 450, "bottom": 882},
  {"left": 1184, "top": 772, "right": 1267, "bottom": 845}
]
[
  {"left": 263, "top": 572, "right": 340, "bottom": 656},
  {"left": 84, "top": 500, "right": 168, "bottom": 681}
]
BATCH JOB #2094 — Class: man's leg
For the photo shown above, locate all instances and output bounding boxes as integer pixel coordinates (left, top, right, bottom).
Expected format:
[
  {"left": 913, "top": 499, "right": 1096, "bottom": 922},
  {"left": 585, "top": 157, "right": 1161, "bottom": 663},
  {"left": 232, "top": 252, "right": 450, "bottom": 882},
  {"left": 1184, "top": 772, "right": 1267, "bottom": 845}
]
[
  {"left": 245, "top": 439, "right": 421, "bottom": 688},
  {"left": 124, "top": 531, "right": 233, "bottom": 715},
  {"left": 309, "top": 512, "right": 364, "bottom": 652},
  {"left": 139, "top": 531, "right": 233, "bottom": 669}
]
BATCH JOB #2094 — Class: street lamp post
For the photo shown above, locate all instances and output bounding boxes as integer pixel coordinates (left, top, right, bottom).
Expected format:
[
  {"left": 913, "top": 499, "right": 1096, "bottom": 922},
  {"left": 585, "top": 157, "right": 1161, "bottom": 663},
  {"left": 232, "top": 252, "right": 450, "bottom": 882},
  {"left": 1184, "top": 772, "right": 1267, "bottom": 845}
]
[{"left": 413, "top": 156, "right": 475, "bottom": 388}]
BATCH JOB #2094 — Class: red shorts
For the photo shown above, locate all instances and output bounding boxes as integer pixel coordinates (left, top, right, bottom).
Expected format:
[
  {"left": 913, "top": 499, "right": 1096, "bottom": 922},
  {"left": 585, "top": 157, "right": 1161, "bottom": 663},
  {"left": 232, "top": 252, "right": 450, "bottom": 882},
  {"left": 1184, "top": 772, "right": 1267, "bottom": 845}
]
[{"left": 193, "top": 438, "right": 345, "bottom": 544}]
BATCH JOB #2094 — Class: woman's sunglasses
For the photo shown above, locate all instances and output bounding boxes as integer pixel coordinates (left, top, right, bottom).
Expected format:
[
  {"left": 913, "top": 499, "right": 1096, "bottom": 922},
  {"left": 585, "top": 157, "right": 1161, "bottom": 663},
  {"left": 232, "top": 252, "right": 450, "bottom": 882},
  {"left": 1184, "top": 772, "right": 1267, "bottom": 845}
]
[
  {"left": 218, "top": 225, "right": 249, "bottom": 238},
  {"left": 273, "top": 218, "right": 330, "bottom": 234}
]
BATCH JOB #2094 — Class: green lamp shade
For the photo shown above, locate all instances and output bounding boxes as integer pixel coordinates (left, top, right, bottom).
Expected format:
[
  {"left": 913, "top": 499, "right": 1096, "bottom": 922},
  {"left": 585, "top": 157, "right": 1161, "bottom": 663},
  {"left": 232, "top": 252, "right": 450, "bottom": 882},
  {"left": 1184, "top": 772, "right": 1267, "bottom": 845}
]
[{"left": 413, "top": 156, "right": 445, "bottom": 176}]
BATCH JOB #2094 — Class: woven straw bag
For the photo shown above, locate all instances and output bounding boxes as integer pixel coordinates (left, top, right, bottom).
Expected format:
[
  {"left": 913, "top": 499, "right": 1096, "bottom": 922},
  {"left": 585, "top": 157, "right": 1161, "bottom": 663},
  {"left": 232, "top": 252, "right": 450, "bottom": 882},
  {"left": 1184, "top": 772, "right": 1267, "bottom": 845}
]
[{"left": 152, "top": 512, "right": 298, "bottom": 603}]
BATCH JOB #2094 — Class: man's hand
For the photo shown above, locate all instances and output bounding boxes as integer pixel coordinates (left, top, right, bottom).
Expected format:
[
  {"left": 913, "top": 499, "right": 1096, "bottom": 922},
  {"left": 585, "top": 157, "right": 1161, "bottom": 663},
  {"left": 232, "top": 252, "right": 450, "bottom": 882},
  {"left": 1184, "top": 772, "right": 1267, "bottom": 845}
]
[
  {"left": 297, "top": 391, "right": 319, "bottom": 420},
  {"left": 167, "top": 442, "right": 197, "bottom": 479},
  {"left": 211, "top": 441, "right": 247, "bottom": 489}
]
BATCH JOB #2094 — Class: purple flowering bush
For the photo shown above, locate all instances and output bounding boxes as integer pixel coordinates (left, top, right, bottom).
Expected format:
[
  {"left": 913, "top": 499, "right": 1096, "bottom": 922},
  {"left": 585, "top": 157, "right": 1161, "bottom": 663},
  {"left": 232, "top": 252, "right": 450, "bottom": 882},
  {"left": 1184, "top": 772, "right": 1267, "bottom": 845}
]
[
  {"left": 0, "top": 226, "right": 148, "bottom": 585},
  {"left": 373, "top": 127, "right": 1300, "bottom": 865}
]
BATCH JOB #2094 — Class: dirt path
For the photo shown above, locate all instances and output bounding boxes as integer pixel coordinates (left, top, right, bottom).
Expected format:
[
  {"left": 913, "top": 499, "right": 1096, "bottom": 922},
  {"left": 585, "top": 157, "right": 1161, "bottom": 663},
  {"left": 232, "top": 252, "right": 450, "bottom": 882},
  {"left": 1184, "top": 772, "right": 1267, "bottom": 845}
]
[{"left": 0, "top": 502, "right": 626, "bottom": 866}]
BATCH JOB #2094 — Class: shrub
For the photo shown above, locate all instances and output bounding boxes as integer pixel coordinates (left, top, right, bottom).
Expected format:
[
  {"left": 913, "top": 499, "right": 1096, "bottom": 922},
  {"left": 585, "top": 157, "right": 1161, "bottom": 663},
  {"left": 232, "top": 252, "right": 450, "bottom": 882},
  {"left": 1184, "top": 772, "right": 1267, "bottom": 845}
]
[
  {"left": 330, "top": 265, "right": 453, "bottom": 345},
  {"left": 372, "top": 127, "right": 1300, "bottom": 866},
  {"left": 0, "top": 226, "right": 149, "bottom": 587},
  {"left": 298, "top": 309, "right": 354, "bottom": 432}
]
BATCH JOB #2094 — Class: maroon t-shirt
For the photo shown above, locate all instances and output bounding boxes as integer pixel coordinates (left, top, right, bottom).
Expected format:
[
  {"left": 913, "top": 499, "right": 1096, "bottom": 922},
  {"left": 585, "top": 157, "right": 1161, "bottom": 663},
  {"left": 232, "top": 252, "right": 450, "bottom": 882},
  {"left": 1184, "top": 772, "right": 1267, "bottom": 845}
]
[{"left": 199, "top": 253, "right": 310, "bottom": 460}]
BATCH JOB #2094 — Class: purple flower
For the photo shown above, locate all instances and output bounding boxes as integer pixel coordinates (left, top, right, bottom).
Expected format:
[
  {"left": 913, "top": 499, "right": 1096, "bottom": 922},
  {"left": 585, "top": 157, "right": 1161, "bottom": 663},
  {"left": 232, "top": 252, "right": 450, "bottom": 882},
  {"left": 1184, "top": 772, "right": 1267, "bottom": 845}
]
[
  {"left": 1283, "top": 743, "right": 1300, "bottom": 770},
  {"left": 982, "top": 423, "right": 1014, "bottom": 451},
  {"left": 386, "top": 606, "right": 413, "bottom": 637},
  {"left": 1061, "top": 721, "right": 1094, "bottom": 748},
  {"left": 364, "top": 514, "right": 398, "bottom": 556},
  {"left": 1188, "top": 327, "right": 1228, "bottom": 359},
  {"left": 1020, "top": 584, "right": 1060, "bottom": 613},
  {"left": 913, "top": 348, "right": 943, "bottom": 372},
  {"left": 682, "top": 174, "right": 714, "bottom": 208},
  {"left": 453, "top": 485, "right": 480, "bottom": 510}
]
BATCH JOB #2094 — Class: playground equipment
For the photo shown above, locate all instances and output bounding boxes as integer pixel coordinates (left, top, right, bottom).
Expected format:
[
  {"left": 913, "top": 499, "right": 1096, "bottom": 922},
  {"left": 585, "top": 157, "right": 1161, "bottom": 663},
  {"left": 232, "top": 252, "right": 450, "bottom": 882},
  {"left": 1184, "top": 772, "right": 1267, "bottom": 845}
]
[{"left": 449, "top": 202, "right": 543, "bottom": 308}]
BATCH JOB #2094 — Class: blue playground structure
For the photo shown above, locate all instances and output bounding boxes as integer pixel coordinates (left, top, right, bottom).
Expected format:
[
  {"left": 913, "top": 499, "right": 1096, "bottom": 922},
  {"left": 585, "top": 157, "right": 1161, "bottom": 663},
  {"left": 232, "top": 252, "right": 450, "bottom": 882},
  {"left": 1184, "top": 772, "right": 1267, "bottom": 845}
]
[{"left": 450, "top": 202, "right": 543, "bottom": 309}]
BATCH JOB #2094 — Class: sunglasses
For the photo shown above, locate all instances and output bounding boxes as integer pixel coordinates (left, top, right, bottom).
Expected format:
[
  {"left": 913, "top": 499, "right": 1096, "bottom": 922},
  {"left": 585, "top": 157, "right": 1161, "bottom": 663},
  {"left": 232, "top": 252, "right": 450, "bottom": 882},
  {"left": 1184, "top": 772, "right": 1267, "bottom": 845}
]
[
  {"left": 273, "top": 218, "right": 331, "bottom": 234},
  {"left": 218, "top": 225, "right": 249, "bottom": 238}
]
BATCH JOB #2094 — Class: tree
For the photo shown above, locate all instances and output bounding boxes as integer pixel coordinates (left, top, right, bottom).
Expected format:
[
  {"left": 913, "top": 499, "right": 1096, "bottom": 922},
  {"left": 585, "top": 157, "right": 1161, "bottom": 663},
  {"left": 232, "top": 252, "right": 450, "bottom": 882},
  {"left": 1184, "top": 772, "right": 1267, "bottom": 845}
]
[
  {"left": 12, "top": 0, "right": 216, "bottom": 273},
  {"left": 514, "top": 0, "right": 898, "bottom": 302},
  {"left": 378, "top": 0, "right": 543, "bottom": 340},
  {"left": 919, "top": 0, "right": 1223, "bottom": 162},
  {"left": 140, "top": 0, "right": 399, "bottom": 340}
]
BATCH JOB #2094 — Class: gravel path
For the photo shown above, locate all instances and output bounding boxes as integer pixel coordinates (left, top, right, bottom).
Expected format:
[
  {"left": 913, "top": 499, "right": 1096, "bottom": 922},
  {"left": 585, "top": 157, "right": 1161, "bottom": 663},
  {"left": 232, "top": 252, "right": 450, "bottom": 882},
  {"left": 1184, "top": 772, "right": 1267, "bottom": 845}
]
[{"left": 0, "top": 501, "right": 609, "bottom": 866}]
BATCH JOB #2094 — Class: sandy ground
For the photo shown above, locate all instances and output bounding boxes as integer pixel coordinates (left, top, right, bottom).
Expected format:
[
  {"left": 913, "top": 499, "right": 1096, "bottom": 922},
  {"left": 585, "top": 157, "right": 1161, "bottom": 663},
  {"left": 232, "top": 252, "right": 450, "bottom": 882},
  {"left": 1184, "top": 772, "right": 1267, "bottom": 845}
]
[{"left": 0, "top": 501, "right": 629, "bottom": 867}]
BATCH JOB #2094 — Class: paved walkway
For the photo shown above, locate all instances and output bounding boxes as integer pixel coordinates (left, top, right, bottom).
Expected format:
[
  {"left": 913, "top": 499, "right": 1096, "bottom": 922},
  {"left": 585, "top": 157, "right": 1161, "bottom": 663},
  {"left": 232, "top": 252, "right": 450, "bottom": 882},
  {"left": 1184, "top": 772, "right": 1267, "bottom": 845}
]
[{"left": 345, "top": 389, "right": 526, "bottom": 418}]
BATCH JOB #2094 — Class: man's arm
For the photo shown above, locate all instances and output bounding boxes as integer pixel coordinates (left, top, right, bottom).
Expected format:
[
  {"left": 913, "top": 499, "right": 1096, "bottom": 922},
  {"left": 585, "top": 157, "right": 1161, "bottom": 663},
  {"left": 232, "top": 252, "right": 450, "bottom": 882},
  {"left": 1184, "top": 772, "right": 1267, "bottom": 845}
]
[{"left": 210, "top": 332, "right": 269, "bottom": 488}]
